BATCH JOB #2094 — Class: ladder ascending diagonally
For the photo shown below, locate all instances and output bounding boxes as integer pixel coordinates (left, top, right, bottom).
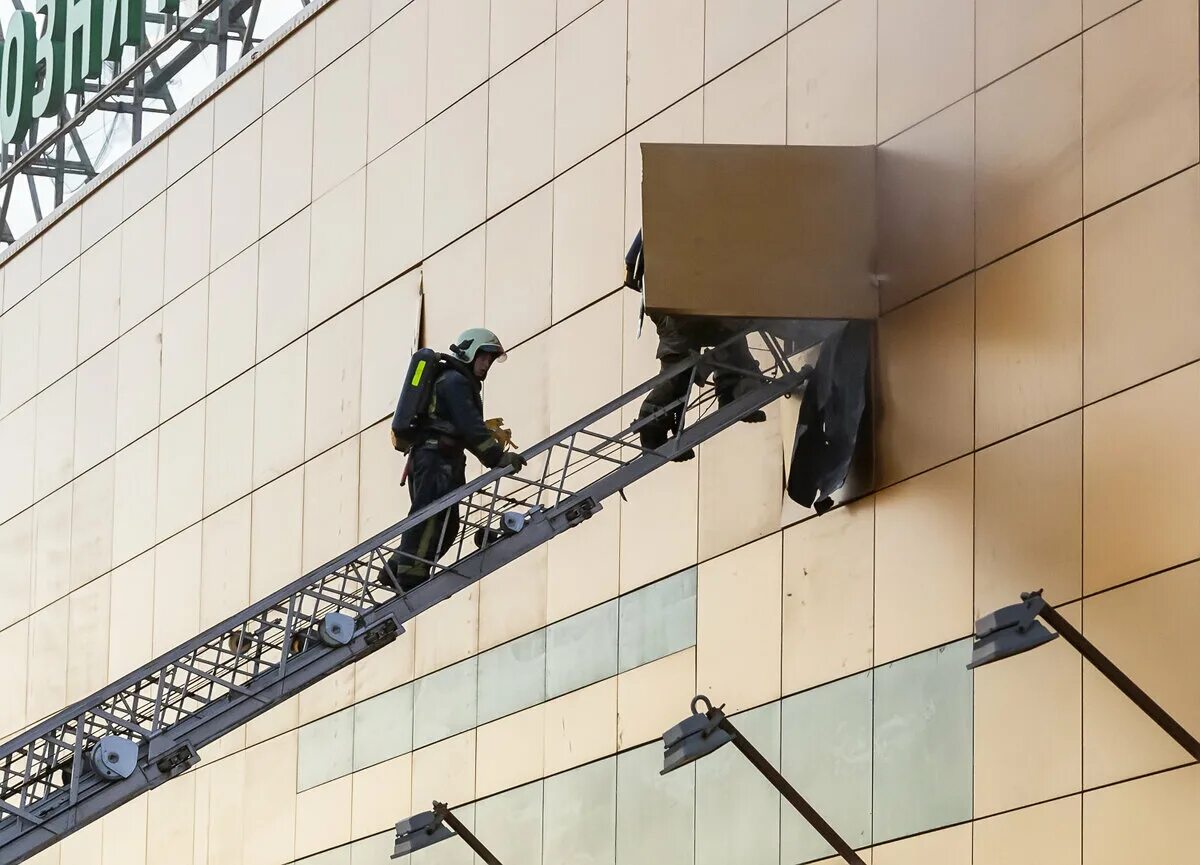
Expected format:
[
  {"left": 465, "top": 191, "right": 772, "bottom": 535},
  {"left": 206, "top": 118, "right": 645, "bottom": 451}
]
[{"left": 0, "top": 328, "right": 813, "bottom": 865}]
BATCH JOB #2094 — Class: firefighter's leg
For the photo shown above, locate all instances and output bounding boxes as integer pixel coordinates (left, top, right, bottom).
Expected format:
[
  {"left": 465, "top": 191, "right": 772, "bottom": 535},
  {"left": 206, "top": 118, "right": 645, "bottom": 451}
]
[
  {"left": 638, "top": 352, "right": 693, "bottom": 449},
  {"left": 384, "top": 449, "right": 459, "bottom": 591},
  {"left": 712, "top": 335, "right": 767, "bottom": 423}
]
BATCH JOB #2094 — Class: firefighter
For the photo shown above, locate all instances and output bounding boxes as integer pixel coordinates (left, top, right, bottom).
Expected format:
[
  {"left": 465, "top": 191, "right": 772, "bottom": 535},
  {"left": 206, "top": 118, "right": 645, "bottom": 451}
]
[
  {"left": 383, "top": 328, "right": 525, "bottom": 591},
  {"left": 623, "top": 229, "right": 766, "bottom": 460}
]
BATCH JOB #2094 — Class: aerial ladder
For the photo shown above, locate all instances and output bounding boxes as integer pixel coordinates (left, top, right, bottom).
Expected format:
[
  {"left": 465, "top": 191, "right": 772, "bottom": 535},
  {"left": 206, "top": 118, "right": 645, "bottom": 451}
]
[{"left": 0, "top": 327, "right": 817, "bottom": 864}]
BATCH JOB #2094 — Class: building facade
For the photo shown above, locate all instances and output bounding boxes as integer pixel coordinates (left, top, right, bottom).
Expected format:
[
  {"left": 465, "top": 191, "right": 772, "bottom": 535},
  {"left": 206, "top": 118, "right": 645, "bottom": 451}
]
[{"left": 1, "top": 0, "right": 1199, "bottom": 863}]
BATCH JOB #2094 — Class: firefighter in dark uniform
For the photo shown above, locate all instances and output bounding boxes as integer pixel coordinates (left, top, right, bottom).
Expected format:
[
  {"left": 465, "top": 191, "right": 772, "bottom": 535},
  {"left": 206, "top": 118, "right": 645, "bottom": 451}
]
[
  {"left": 624, "top": 229, "right": 766, "bottom": 459},
  {"left": 384, "top": 328, "right": 525, "bottom": 591}
]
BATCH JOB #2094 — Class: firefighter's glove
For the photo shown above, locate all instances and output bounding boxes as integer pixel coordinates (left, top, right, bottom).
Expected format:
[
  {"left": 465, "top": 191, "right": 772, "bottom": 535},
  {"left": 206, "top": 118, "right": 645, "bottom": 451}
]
[
  {"left": 497, "top": 451, "right": 527, "bottom": 473},
  {"left": 485, "top": 417, "right": 518, "bottom": 451}
]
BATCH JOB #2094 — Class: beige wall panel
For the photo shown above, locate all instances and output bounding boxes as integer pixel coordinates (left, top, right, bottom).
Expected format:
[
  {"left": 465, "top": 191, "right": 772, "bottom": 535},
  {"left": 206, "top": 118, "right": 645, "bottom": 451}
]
[
  {"left": 413, "top": 586, "right": 479, "bottom": 677},
  {"left": 976, "top": 796, "right": 1083, "bottom": 865},
  {"left": 108, "top": 552, "right": 155, "bottom": 678},
  {"left": 207, "top": 246, "right": 259, "bottom": 390},
  {"left": 70, "top": 461, "right": 115, "bottom": 591},
  {"left": 703, "top": 40, "right": 787, "bottom": 145},
  {"left": 122, "top": 143, "right": 168, "bottom": 219},
  {"left": 873, "top": 823, "right": 971, "bottom": 864},
  {"left": 200, "top": 498, "right": 252, "bottom": 630},
  {"left": 547, "top": 503, "right": 621, "bottom": 622},
  {"left": 118, "top": 194, "right": 166, "bottom": 334},
  {"left": 101, "top": 796, "right": 148, "bottom": 865},
  {"left": 164, "top": 159, "right": 213, "bottom": 302},
  {"left": 40, "top": 209, "right": 79, "bottom": 280},
  {"left": 115, "top": 310, "right": 164, "bottom": 448},
  {"left": 1085, "top": 0, "right": 1139, "bottom": 27},
  {"left": 0, "top": 404, "right": 35, "bottom": 524},
  {"left": 246, "top": 695, "right": 301, "bottom": 747},
  {"left": 309, "top": 170, "right": 367, "bottom": 327},
  {"left": 304, "top": 305, "right": 364, "bottom": 460},
  {"left": 351, "top": 753, "right": 412, "bottom": 839},
  {"left": 1083, "top": 167, "right": 1200, "bottom": 402},
  {"left": 874, "top": 456, "right": 973, "bottom": 663},
  {"left": 423, "top": 228, "right": 487, "bottom": 361},
  {"left": 487, "top": 40, "right": 555, "bottom": 215},
  {"left": 364, "top": 129, "right": 424, "bottom": 291},
  {"left": 789, "top": 0, "right": 838, "bottom": 26},
  {"left": 367, "top": 6, "right": 426, "bottom": 164},
  {"left": 617, "top": 646, "right": 697, "bottom": 749},
  {"left": 558, "top": 0, "right": 593, "bottom": 26},
  {"left": 27, "top": 598, "right": 68, "bottom": 721},
  {"left": 313, "top": 43, "right": 370, "bottom": 200},
  {"left": 1083, "top": 364, "right": 1200, "bottom": 592},
  {"left": 146, "top": 773, "right": 195, "bottom": 865},
  {"left": 551, "top": 141, "right": 625, "bottom": 321},
  {"left": 0, "top": 620, "right": 29, "bottom": 738},
  {"left": 159, "top": 280, "right": 209, "bottom": 421},
  {"left": 354, "top": 623, "right": 415, "bottom": 701},
  {"left": 876, "top": 277, "right": 974, "bottom": 484},
  {"left": 34, "top": 373, "right": 77, "bottom": 499},
  {"left": 410, "top": 729, "right": 477, "bottom": 809},
  {"left": 66, "top": 573, "right": 111, "bottom": 703},
  {"left": 111, "top": 432, "right": 159, "bottom": 565},
  {"left": 782, "top": 501, "right": 874, "bottom": 693},
  {"left": 1084, "top": 564, "right": 1200, "bottom": 787},
  {"left": 977, "top": 0, "right": 1080, "bottom": 86},
  {"left": 250, "top": 467, "right": 305, "bottom": 599},
  {"left": 547, "top": 293, "right": 623, "bottom": 433},
  {"left": 698, "top": 404, "right": 783, "bottom": 560},
  {"left": 252, "top": 338, "right": 307, "bottom": 487},
  {"left": 0, "top": 296, "right": 38, "bottom": 419},
  {"left": 475, "top": 704, "right": 546, "bottom": 798},
  {"left": 243, "top": 731, "right": 300, "bottom": 865},
  {"left": 214, "top": 63, "right": 264, "bottom": 148},
  {"left": 975, "top": 603, "right": 1082, "bottom": 816},
  {"left": 0, "top": 510, "right": 32, "bottom": 629},
  {"left": 156, "top": 404, "right": 206, "bottom": 541},
  {"left": 32, "top": 488, "right": 72, "bottom": 609},
  {"left": 260, "top": 82, "right": 315, "bottom": 236},
  {"left": 479, "top": 547, "right": 549, "bottom": 651},
  {"left": 876, "top": 98, "right": 975, "bottom": 310},
  {"left": 491, "top": 0, "right": 554, "bottom": 73},
  {"left": 976, "top": 40, "right": 1082, "bottom": 264},
  {"left": 3, "top": 239, "right": 41, "bottom": 311},
  {"left": 302, "top": 437, "right": 361, "bottom": 571},
  {"left": 73, "top": 346, "right": 118, "bottom": 475},
  {"left": 257, "top": 208, "right": 312, "bottom": 360},
  {"left": 975, "top": 226, "right": 1083, "bottom": 445},
  {"left": 554, "top": 0, "right": 627, "bottom": 172},
  {"left": 786, "top": 0, "right": 877, "bottom": 145},
  {"left": 315, "top": 0, "right": 370, "bottom": 71},
  {"left": 704, "top": 0, "right": 786, "bottom": 80},
  {"left": 358, "top": 420, "right": 408, "bottom": 540},
  {"left": 484, "top": 186, "right": 553, "bottom": 346},
  {"left": 543, "top": 676, "right": 618, "bottom": 775},
  {"left": 77, "top": 232, "right": 121, "bottom": 363},
  {"left": 627, "top": 0, "right": 703, "bottom": 128},
  {"left": 423, "top": 87, "right": 488, "bottom": 256},
  {"left": 203, "top": 372, "right": 255, "bottom": 515},
  {"left": 299, "top": 663, "right": 356, "bottom": 726},
  {"left": 697, "top": 534, "right": 782, "bottom": 711},
  {"left": 167, "top": 101, "right": 214, "bottom": 185},
  {"left": 1083, "top": 0, "right": 1200, "bottom": 211},
  {"left": 1083, "top": 764, "right": 1200, "bottom": 865},
  {"left": 622, "top": 92, "right": 703, "bottom": 236},
  {"left": 81, "top": 174, "right": 125, "bottom": 251},
  {"left": 426, "top": 0, "right": 489, "bottom": 119},
  {"left": 361, "top": 272, "right": 421, "bottom": 427},
  {"left": 211, "top": 122, "right": 263, "bottom": 269},
  {"left": 205, "top": 749, "right": 246, "bottom": 865},
  {"left": 876, "top": 0, "right": 973, "bottom": 141},
  {"left": 58, "top": 819, "right": 102, "bottom": 865},
  {"left": 479, "top": 302, "right": 549, "bottom": 443},
  {"left": 152, "top": 526, "right": 202, "bottom": 655},
  {"left": 36, "top": 261, "right": 79, "bottom": 390},
  {"left": 975, "top": 414, "right": 1082, "bottom": 616},
  {"left": 264, "top": 22, "right": 315, "bottom": 110}
]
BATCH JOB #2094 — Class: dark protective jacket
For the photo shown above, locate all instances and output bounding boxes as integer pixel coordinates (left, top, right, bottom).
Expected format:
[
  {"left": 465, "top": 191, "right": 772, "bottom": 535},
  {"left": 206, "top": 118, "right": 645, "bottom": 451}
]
[{"left": 423, "top": 358, "right": 504, "bottom": 468}]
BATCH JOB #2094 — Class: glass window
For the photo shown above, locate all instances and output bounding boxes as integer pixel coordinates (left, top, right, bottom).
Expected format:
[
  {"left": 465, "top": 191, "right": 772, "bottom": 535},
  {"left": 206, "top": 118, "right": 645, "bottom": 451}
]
[
  {"left": 477, "top": 629, "right": 546, "bottom": 725},
  {"left": 412, "top": 803, "right": 474, "bottom": 865},
  {"left": 696, "top": 703, "right": 782, "bottom": 865},
  {"left": 781, "top": 671, "right": 874, "bottom": 862},
  {"left": 353, "top": 683, "right": 414, "bottom": 771},
  {"left": 474, "top": 780, "right": 544, "bottom": 864},
  {"left": 543, "top": 758, "right": 617, "bottom": 865},
  {"left": 412, "top": 657, "right": 478, "bottom": 750},
  {"left": 618, "top": 568, "right": 697, "bottom": 673},
  {"left": 350, "top": 830, "right": 395, "bottom": 865},
  {"left": 297, "top": 706, "right": 355, "bottom": 791},
  {"left": 873, "top": 639, "right": 973, "bottom": 842},
  {"left": 616, "top": 742, "right": 695, "bottom": 865},
  {"left": 545, "top": 600, "right": 618, "bottom": 698}
]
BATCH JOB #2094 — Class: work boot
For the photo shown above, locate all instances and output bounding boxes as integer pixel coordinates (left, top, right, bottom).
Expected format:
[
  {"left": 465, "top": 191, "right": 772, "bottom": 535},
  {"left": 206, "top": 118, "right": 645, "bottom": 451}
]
[
  {"left": 379, "top": 556, "right": 431, "bottom": 593},
  {"left": 741, "top": 409, "right": 767, "bottom": 424},
  {"left": 673, "top": 447, "right": 696, "bottom": 462}
]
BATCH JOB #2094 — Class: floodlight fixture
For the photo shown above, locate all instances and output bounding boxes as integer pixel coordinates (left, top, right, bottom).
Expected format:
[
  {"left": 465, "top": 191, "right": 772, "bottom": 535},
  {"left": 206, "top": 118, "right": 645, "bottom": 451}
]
[
  {"left": 662, "top": 695, "right": 867, "bottom": 865},
  {"left": 393, "top": 801, "right": 504, "bottom": 864},
  {"left": 970, "top": 590, "right": 1200, "bottom": 762}
]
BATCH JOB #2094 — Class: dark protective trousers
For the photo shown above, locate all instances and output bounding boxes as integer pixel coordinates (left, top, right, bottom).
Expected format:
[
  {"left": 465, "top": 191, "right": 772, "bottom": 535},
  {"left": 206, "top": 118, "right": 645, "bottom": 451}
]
[
  {"left": 384, "top": 445, "right": 467, "bottom": 590},
  {"left": 638, "top": 330, "right": 761, "bottom": 433}
]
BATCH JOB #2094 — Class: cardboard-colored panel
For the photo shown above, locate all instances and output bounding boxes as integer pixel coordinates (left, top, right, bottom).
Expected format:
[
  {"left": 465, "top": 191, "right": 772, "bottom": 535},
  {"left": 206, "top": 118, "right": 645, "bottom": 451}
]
[
  {"left": 309, "top": 169, "right": 367, "bottom": 327},
  {"left": 66, "top": 573, "right": 111, "bottom": 703},
  {"left": 704, "top": 0, "right": 786, "bottom": 79},
  {"left": 976, "top": 40, "right": 1083, "bottom": 263},
  {"left": 252, "top": 339, "right": 307, "bottom": 487},
  {"left": 1083, "top": 364, "right": 1200, "bottom": 592},
  {"left": 77, "top": 232, "right": 121, "bottom": 363},
  {"left": 554, "top": 0, "right": 627, "bottom": 172},
  {"left": 623, "top": 92, "right": 704, "bottom": 236},
  {"left": 786, "top": 0, "right": 877, "bottom": 146},
  {"left": 70, "top": 461, "right": 115, "bottom": 591},
  {"left": 423, "top": 87, "right": 487, "bottom": 255},
  {"left": 118, "top": 194, "right": 165, "bottom": 334},
  {"left": 243, "top": 731, "right": 299, "bottom": 865},
  {"left": 0, "top": 510, "right": 33, "bottom": 630},
  {"left": 627, "top": 0, "right": 703, "bottom": 128},
  {"left": 111, "top": 432, "right": 158, "bottom": 565},
  {"left": 367, "top": 0, "right": 426, "bottom": 160},
  {"left": 207, "top": 246, "right": 259, "bottom": 391},
  {"left": 425, "top": 0, "right": 488, "bottom": 118},
  {"left": 350, "top": 753, "right": 412, "bottom": 839},
  {"left": 475, "top": 704, "right": 546, "bottom": 798},
  {"left": 155, "top": 404, "right": 206, "bottom": 541},
  {"left": 314, "top": 0, "right": 369, "bottom": 71},
  {"left": 484, "top": 186, "right": 553, "bottom": 347},
  {"left": 423, "top": 227, "right": 486, "bottom": 359},
  {"left": 214, "top": 63, "right": 263, "bottom": 148},
  {"left": 36, "top": 261, "right": 80, "bottom": 391},
  {"left": 782, "top": 501, "right": 874, "bottom": 693},
  {"left": 115, "top": 312, "right": 164, "bottom": 450},
  {"left": 302, "top": 438, "right": 361, "bottom": 572},
  {"left": 167, "top": 102, "right": 214, "bottom": 185},
  {"left": 27, "top": 599, "right": 69, "bottom": 721},
  {"left": 974, "top": 796, "right": 1082, "bottom": 865},
  {"left": 1084, "top": 564, "right": 1200, "bottom": 787},
  {"left": 260, "top": 82, "right": 314, "bottom": 235},
  {"left": 211, "top": 121, "right": 263, "bottom": 270},
  {"left": 1083, "top": 167, "right": 1200, "bottom": 402},
  {"left": 874, "top": 456, "right": 973, "bottom": 663},
  {"left": 164, "top": 159, "right": 213, "bottom": 302},
  {"left": 487, "top": 40, "right": 555, "bottom": 217},
  {"left": 364, "top": 129, "right": 424, "bottom": 291},
  {"left": 413, "top": 585, "right": 479, "bottom": 677},
  {"left": 250, "top": 468, "right": 305, "bottom": 600},
  {"left": 876, "top": 0, "right": 973, "bottom": 141},
  {"left": 108, "top": 552, "right": 155, "bottom": 678},
  {"left": 876, "top": 97, "right": 974, "bottom": 310},
  {"left": 304, "top": 305, "right": 364, "bottom": 460},
  {"left": 975, "top": 414, "right": 1082, "bottom": 616},
  {"left": 640, "top": 142, "right": 877, "bottom": 319},
  {"left": 264, "top": 20, "right": 315, "bottom": 110},
  {"left": 696, "top": 534, "right": 782, "bottom": 711},
  {"left": 73, "top": 346, "right": 118, "bottom": 476},
  {"left": 200, "top": 498, "right": 252, "bottom": 630},
  {"left": 975, "top": 226, "right": 1083, "bottom": 445},
  {"left": 410, "top": 730, "right": 477, "bottom": 809},
  {"left": 703, "top": 41, "right": 787, "bottom": 145},
  {"left": 872, "top": 823, "right": 971, "bottom": 865},
  {"left": 152, "top": 526, "right": 202, "bottom": 655},
  {"left": 1084, "top": 764, "right": 1200, "bottom": 865},
  {"left": 159, "top": 280, "right": 209, "bottom": 422},
  {"left": 203, "top": 372, "right": 255, "bottom": 516},
  {"left": 977, "top": 0, "right": 1080, "bottom": 86},
  {"left": 313, "top": 42, "right": 369, "bottom": 200},
  {"left": 875, "top": 277, "right": 974, "bottom": 483},
  {"left": 34, "top": 373, "right": 77, "bottom": 499},
  {"left": 294, "top": 776, "right": 353, "bottom": 858},
  {"left": 257, "top": 208, "right": 312, "bottom": 361},
  {"left": 490, "top": 0, "right": 554, "bottom": 73},
  {"left": 616, "top": 647, "right": 697, "bottom": 749},
  {"left": 1083, "top": 0, "right": 1200, "bottom": 211},
  {"left": 32, "top": 488, "right": 72, "bottom": 609},
  {"left": 0, "top": 293, "right": 38, "bottom": 418}
]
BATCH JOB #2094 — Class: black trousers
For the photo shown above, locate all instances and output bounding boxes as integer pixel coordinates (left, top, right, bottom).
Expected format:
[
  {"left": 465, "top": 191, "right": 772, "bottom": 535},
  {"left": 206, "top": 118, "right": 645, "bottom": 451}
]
[
  {"left": 638, "top": 334, "right": 761, "bottom": 430},
  {"left": 384, "top": 446, "right": 466, "bottom": 590}
]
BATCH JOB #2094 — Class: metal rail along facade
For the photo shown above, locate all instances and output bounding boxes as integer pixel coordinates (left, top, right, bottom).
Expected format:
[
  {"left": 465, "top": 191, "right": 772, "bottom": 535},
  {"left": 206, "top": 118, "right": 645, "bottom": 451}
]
[{"left": 0, "top": 328, "right": 813, "bottom": 864}]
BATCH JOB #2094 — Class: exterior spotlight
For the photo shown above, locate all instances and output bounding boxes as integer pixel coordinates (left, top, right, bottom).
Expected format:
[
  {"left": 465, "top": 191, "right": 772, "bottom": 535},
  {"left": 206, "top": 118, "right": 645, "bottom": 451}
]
[
  {"left": 970, "top": 590, "right": 1200, "bottom": 761},
  {"left": 662, "top": 696, "right": 867, "bottom": 865},
  {"left": 393, "top": 801, "right": 503, "bottom": 864}
]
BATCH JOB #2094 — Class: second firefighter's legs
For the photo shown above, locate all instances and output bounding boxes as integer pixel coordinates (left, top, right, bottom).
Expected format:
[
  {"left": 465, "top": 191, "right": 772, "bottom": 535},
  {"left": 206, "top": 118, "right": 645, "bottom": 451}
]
[
  {"left": 710, "top": 335, "right": 767, "bottom": 423},
  {"left": 637, "top": 351, "right": 694, "bottom": 450}
]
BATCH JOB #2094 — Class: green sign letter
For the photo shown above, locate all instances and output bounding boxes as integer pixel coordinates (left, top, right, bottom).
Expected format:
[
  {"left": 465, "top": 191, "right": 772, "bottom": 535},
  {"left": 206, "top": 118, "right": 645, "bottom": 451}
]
[
  {"left": 32, "top": 0, "right": 66, "bottom": 119},
  {"left": 101, "top": 0, "right": 143, "bottom": 63},
  {"left": 1, "top": 11, "right": 37, "bottom": 143},
  {"left": 64, "top": 0, "right": 103, "bottom": 94}
]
